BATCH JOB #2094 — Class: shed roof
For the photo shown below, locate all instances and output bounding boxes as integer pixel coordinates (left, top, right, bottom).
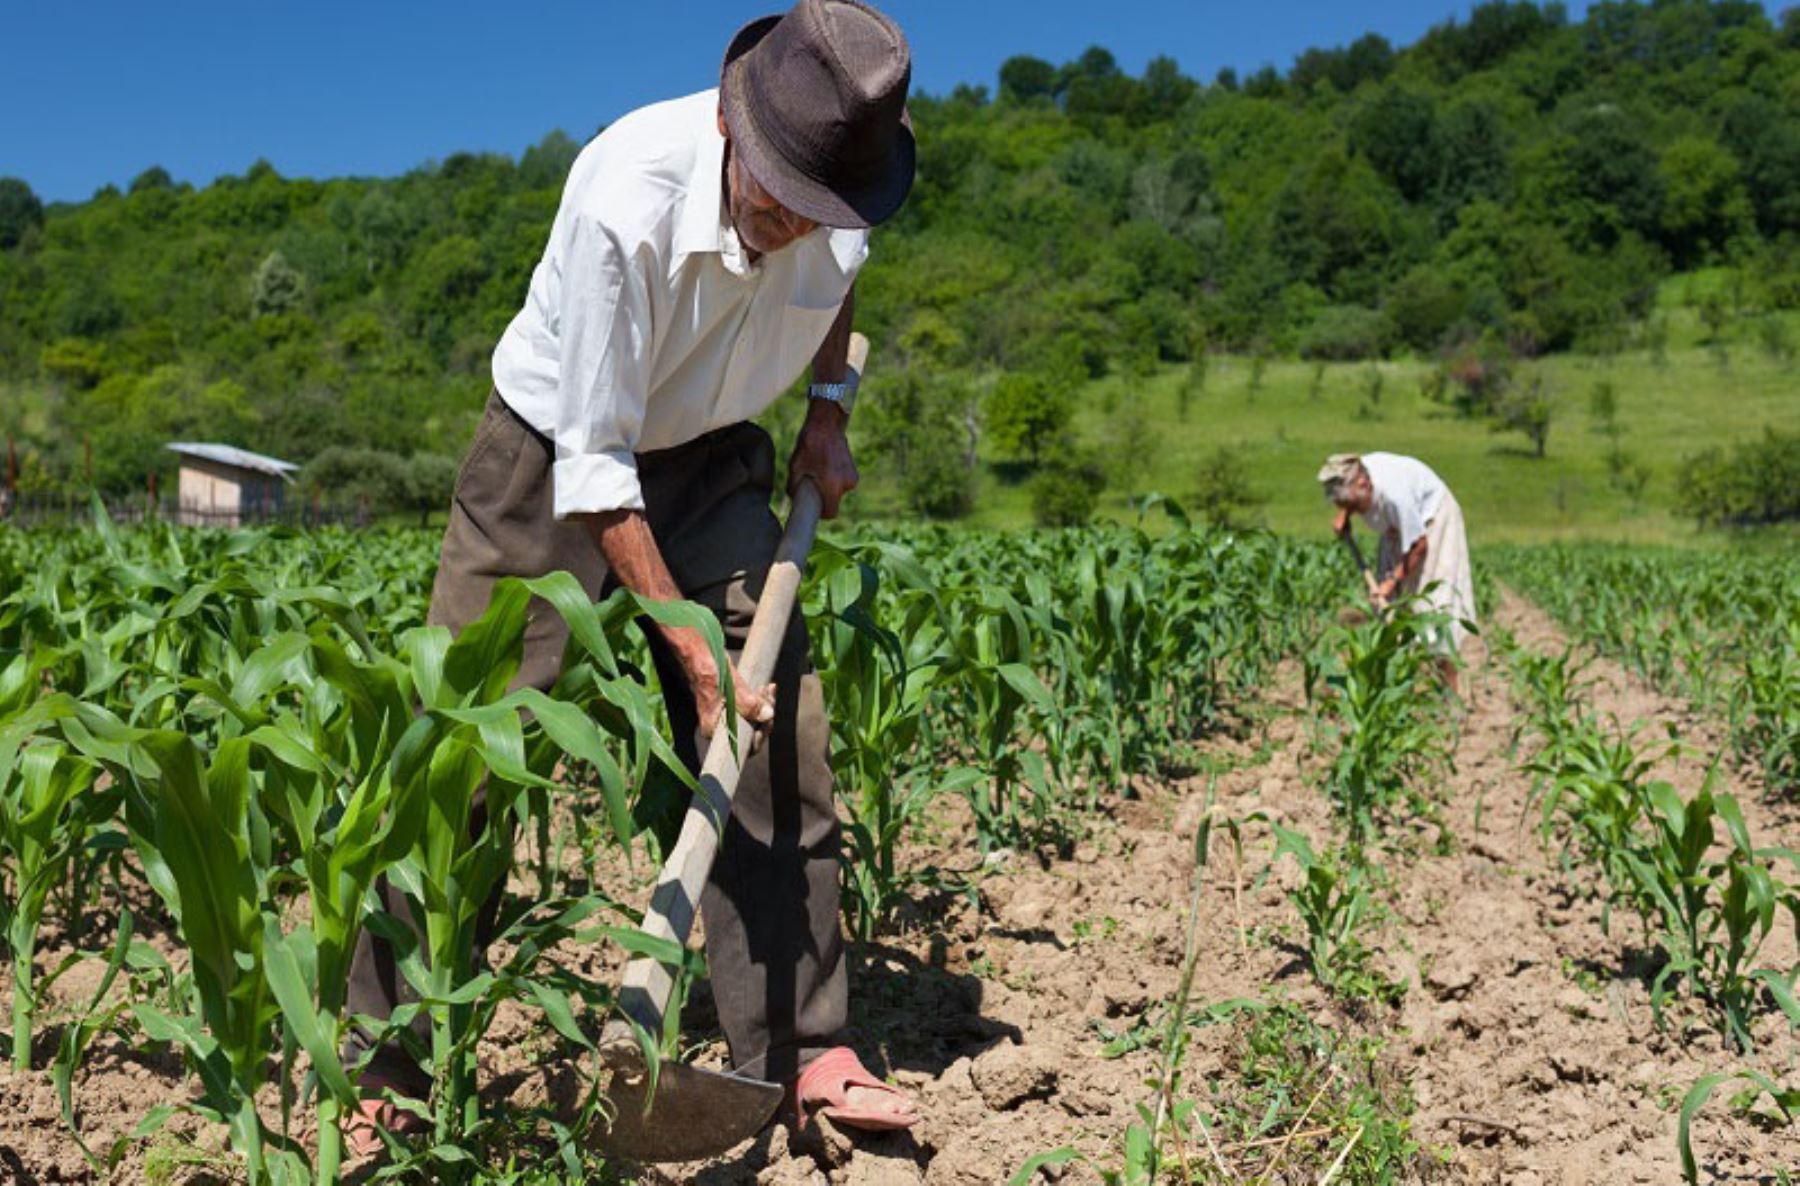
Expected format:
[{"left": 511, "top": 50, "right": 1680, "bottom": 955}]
[{"left": 166, "top": 442, "right": 299, "bottom": 480}]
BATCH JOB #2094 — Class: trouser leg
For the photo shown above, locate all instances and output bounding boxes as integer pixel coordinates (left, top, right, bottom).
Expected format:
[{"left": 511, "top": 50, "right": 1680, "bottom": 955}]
[
  {"left": 344, "top": 399, "right": 845, "bottom": 1092},
  {"left": 343, "top": 390, "right": 603, "bottom": 1091},
  {"left": 634, "top": 424, "right": 846, "bottom": 1085}
]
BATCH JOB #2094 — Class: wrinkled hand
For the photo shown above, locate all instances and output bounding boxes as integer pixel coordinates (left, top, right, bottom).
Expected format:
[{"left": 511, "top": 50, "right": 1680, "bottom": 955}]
[
  {"left": 693, "top": 654, "right": 776, "bottom": 748},
  {"left": 1372, "top": 577, "right": 1398, "bottom": 607},
  {"left": 788, "top": 401, "right": 858, "bottom": 519},
  {"left": 1332, "top": 508, "right": 1351, "bottom": 537}
]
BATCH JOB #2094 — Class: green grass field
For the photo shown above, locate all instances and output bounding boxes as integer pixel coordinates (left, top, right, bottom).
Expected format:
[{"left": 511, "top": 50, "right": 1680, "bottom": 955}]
[{"left": 850, "top": 275, "right": 1796, "bottom": 547}]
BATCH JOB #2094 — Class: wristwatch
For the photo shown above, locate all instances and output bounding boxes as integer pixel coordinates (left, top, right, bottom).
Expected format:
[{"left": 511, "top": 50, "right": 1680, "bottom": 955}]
[{"left": 807, "top": 378, "right": 858, "bottom": 418}]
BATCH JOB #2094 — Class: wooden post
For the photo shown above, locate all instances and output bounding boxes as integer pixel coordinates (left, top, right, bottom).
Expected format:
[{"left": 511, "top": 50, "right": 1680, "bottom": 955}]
[{"left": 147, "top": 470, "right": 159, "bottom": 522}]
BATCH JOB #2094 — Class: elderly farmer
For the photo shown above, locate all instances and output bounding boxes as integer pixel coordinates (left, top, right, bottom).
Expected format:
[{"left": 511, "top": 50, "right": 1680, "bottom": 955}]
[
  {"left": 342, "top": 0, "right": 919, "bottom": 1152},
  {"left": 1318, "top": 452, "right": 1476, "bottom": 689}
]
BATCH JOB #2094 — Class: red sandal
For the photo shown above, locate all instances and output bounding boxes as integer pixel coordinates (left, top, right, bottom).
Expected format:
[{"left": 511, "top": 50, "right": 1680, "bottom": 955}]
[{"left": 793, "top": 1046, "right": 921, "bottom": 1132}]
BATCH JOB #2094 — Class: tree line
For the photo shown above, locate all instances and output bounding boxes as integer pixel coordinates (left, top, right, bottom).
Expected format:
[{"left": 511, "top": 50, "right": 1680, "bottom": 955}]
[{"left": 1, "top": 0, "right": 1798, "bottom": 522}]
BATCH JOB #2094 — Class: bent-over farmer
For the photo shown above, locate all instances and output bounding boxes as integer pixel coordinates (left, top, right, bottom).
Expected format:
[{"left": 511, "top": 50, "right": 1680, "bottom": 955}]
[
  {"left": 342, "top": 0, "right": 920, "bottom": 1153},
  {"left": 1318, "top": 452, "right": 1476, "bottom": 690}
]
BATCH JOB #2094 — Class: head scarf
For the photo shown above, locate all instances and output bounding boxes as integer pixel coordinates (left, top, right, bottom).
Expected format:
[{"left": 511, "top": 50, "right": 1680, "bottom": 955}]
[{"left": 1316, "top": 453, "right": 1362, "bottom": 501}]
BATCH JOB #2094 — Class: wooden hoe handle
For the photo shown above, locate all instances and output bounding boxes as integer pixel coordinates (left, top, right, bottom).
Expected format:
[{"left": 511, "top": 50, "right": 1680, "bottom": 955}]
[{"left": 605, "top": 333, "right": 868, "bottom": 1046}]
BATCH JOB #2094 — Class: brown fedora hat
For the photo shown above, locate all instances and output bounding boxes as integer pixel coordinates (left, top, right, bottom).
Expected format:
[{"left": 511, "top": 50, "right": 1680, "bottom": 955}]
[{"left": 720, "top": 0, "right": 915, "bottom": 229}]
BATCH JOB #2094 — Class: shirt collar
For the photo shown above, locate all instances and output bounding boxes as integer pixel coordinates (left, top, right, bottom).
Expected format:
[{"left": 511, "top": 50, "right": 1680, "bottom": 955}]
[{"left": 672, "top": 97, "right": 758, "bottom": 278}]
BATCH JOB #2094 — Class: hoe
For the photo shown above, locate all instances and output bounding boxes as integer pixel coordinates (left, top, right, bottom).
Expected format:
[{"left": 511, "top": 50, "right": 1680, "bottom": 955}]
[{"left": 591, "top": 332, "right": 871, "bottom": 1163}]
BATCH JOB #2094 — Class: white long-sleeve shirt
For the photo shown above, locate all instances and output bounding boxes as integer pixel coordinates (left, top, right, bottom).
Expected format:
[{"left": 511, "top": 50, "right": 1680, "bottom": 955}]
[
  {"left": 490, "top": 88, "right": 869, "bottom": 518},
  {"left": 1358, "top": 452, "right": 1448, "bottom": 553}
]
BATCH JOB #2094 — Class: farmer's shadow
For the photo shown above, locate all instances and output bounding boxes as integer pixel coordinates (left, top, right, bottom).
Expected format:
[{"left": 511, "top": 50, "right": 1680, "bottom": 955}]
[{"left": 849, "top": 936, "right": 1020, "bottom": 1082}]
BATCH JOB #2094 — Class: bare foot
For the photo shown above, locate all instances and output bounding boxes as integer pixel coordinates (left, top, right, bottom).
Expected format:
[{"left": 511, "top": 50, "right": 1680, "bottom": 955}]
[
  {"left": 838, "top": 1081, "right": 921, "bottom": 1127},
  {"left": 794, "top": 1047, "right": 921, "bottom": 1132}
]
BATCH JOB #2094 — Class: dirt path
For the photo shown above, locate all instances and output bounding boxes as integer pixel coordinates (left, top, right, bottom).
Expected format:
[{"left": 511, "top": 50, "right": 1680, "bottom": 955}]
[{"left": 2, "top": 592, "right": 1796, "bottom": 1184}]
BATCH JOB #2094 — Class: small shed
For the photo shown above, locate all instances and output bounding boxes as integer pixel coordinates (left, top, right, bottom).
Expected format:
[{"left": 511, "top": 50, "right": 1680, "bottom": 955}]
[{"left": 166, "top": 442, "right": 298, "bottom": 527}]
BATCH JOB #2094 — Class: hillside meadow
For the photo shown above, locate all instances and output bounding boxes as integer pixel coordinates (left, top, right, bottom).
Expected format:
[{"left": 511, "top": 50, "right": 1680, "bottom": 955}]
[{"left": 869, "top": 282, "right": 1798, "bottom": 543}]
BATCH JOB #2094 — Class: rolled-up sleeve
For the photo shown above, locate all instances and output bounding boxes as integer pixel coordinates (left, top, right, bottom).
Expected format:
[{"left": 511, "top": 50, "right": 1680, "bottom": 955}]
[{"left": 552, "top": 213, "right": 653, "bottom": 518}]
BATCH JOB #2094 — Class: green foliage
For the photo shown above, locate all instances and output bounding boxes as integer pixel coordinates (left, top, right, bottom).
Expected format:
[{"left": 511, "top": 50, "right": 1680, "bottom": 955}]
[
  {"left": 7, "top": 3, "right": 1800, "bottom": 499},
  {"left": 1678, "top": 1069, "right": 1799, "bottom": 1185},
  {"left": 1297, "top": 305, "right": 1393, "bottom": 361},
  {"left": 298, "top": 446, "right": 457, "bottom": 518},
  {"left": 0, "top": 178, "right": 44, "bottom": 250},
  {"left": 1267, "top": 824, "right": 1399, "bottom": 1003},
  {"left": 249, "top": 250, "right": 305, "bottom": 319},
  {"left": 1491, "top": 370, "right": 1554, "bottom": 457},
  {"left": 1189, "top": 446, "right": 1264, "bottom": 528},
  {"left": 1306, "top": 604, "right": 1457, "bottom": 849},
  {"left": 1680, "top": 428, "right": 1800, "bottom": 527},
  {"left": 857, "top": 369, "right": 976, "bottom": 520},
  {"left": 985, "top": 373, "right": 1069, "bottom": 466},
  {"left": 1029, "top": 454, "right": 1105, "bottom": 527}
]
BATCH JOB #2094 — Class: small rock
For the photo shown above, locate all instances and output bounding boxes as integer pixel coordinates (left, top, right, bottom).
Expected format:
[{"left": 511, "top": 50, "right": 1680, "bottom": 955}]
[
  {"left": 935, "top": 1056, "right": 975, "bottom": 1098},
  {"left": 1556, "top": 985, "right": 1593, "bottom": 1017},
  {"left": 790, "top": 1114, "right": 857, "bottom": 1168},
  {"left": 1550, "top": 1046, "right": 1602, "bottom": 1084},
  {"left": 1424, "top": 951, "right": 1479, "bottom": 1000},
  {"left": 843, "top": 1151, "right": 924, "bottom": 1186},
  {"left": 1003, "top": 885, "right": 1054, "bottom": 930},
  {"left": 971, "top": 1042, "right": 1057, "bottom": 1111}
]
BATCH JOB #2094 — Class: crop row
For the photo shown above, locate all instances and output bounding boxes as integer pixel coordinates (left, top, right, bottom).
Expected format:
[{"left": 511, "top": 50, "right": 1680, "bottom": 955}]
[
  {"left": 0, "top": 505, "right": 1346, "bottom": 1182},
  {"left": 1501, "top": 635, "right": 1799, "bottom": 1180},
  {"left": 1489, "top": 544, "right": 1800, "bottom": 797}
]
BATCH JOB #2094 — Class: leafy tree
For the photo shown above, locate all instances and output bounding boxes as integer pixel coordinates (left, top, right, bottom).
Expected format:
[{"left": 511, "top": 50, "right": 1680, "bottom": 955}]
[
  {"left": 1491, "top": 370, "right": 1553, "bottom": 457},
  {"left": 519, "top": 130, "right": 580, "bottom": 189},
  {"left": 1349, "top": 86, "right": 1442, "bottom": 204},
  {"left": 1384, "top": 266, "right": 1465, "bottom": 351},
  {"left": 999, "top": 55, "right": 1057, "bottom": 103},
  {"left": 1435, "top": 98, "right": 1510, "bottom": 213},
  {"left": 0, "top": 178, "right": 44, "bottom": 249},
  {"left": 1680, "top": 428, "right": 1800, "bottom": 526},
  {"left": 1030, "top": 453, "right": 1106, "bottom": 526},
  {"left": 251, "top": 250, "right": 306, "bottom": 318},
  {"left": 1658, "top": 135, "right": 1754, "bottom": 268},
  {"left": 1191, "top": 446, "right": 1266, "bottom": 527},
  {"left": 860, "top": 369, "right": 976, "bottom": 519},
  {"left": 984, "top": 372, "right": 1069, "bottom": 465},
  {"left": 1298, "top": 305, "right": 1393, "bottom": 360},
  {"left": 129, "top": 166, "right": 174, "bottom": 194}
]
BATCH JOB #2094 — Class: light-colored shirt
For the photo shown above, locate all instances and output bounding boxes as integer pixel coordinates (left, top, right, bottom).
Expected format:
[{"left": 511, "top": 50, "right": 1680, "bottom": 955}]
[
  {"left": 1358, "top": 452, "right": 1447, "bottom": 553},
  {"left": 491, "top": 88, "right": 869, "bottom": 518}
]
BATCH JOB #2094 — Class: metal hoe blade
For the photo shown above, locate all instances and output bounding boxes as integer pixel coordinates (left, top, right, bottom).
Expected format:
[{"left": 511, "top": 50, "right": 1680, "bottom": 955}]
[{"left": 590, "top": 1045, "right": 784, "bottom": 1164}]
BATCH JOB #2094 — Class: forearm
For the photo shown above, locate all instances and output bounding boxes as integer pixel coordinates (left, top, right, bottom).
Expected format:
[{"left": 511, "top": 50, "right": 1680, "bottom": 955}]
[
  {"left": 811, "top": 286, "right": 854, "bottom": 384},
  {"left": 788, "top": 288, "right": 859, "bottom": 516},
  {"left": 582, "top": 509, "right": 715, "bottom": 677},
  {"left": 1396, "top": 537, "right": 1429, "bottom": 583}
]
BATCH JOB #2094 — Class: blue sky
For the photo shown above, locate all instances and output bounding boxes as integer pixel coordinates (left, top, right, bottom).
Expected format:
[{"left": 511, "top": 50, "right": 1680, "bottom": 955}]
[{"left": 0, "top": 1, "right": 1745, "bottom": 203}]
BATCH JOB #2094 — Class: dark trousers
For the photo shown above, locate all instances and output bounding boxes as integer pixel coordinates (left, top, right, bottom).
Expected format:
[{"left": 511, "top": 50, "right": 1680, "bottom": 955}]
[{"left": 343, "top": 390, "right": 847, "bottom": 1092}]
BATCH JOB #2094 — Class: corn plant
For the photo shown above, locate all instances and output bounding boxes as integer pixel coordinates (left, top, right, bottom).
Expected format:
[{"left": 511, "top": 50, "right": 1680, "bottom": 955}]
[
  {"left": 805, "top": 542, "right": 976, "bottom": 939},
  {"left": 1514, "top": 649, "right": 1800, "bottom": 1048},
  {"left": 1678, "top": 1069, "right": 1799, "bottom": 1185},
  {"left": 1492, "top": 543, "right": 1800, "bottom": 799},
  {"left": 1733, "top": 620, "right": 1800, "bottom": 795},
  {"left": 1264, "top": 823, "right": 1397, "bottom": 1003},
  {"left": 1306, "top": 602, "right": 1455, "bottom": 849},
  {"left": 1626, "top": 783, "right": 1800, "bottom": 1049},
  {"left": 0, "top": 737, "right": 106, "bottom": 1070}
]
